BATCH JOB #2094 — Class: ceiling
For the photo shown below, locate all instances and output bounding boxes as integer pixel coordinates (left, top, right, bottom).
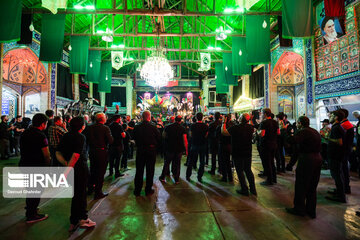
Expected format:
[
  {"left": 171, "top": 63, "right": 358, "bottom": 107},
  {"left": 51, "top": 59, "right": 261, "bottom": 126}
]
[{"left": 21, "top": 0, "right": 285, "bottom": 78}]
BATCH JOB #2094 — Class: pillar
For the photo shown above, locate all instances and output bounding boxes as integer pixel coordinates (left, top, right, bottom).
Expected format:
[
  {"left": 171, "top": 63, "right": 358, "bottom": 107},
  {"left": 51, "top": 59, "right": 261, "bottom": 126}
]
[
  {"left": 89, "top": 82, "right": 93, "bottom": 105},
  {"left": 100, "top": 92, "right": 106, "bottom": 107},
  {"left": 229, "top": 85, "right": 234, "bottom": 106},
  {"left": 264, "top": 64, "right": 270, "bottom": 108},
  {"left": 0, "top": 43, "right": 3, "bottom": 114},
  {"left": 243, "top": 75, "right": 250, "bottom": 98},
  {"left": 73, "top": 74, "right": 80, "bottom": 101},
  {"left": 202, "top": 76, "right": 209, "bottom": 108},
  {"left": 126, "top": 75, "right": 133, "bottom": 116},
  {"left": 304, "top": 39, "right": 316, "bottom": 127}
]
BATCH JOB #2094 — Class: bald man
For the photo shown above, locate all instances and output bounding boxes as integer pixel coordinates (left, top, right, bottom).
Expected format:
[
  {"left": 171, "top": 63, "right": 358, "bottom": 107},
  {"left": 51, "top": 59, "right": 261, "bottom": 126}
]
[
  {"left": 133, "top": 111, "right": 161, "bottom": 196},
  {"left": 86, "top": 113, "right": 113, "bottom": 200}
]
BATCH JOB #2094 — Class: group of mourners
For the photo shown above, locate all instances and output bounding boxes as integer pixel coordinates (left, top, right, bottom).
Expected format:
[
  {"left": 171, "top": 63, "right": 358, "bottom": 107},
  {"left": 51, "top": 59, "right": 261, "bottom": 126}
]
[{"left": 1, "top": 105, "right": 360, "bottom": 231}]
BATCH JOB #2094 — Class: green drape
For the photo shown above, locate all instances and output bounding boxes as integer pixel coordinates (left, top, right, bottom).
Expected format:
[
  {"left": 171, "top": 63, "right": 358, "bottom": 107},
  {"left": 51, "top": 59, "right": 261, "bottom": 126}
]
[
  {"left": 232, "top": 37, "right": 252, "bottom": 75},
  {"left": 215, "top": 63, "right": 229, "bottom": 94},
  {"left": 39, "top": 14, "right": 66, "bottom": 62},
  {"left": 0, "top": 0, "right": 22, "bottom": 42},
  {"left": 282, "top": 0, "right": 313, "bottom": 38},
  {"left": 223, "top": 53, "right": 237, "bottom": 85},
  {"left": 98, "top": 61, "right": 112, "bottom": 93},
  {"left": 70, "top": 36, "right": 89, "bottom": 74},
  {"left": 85, "top": 50, "right": 102, "bottom": 83},
  {"left": 246, "top": 15, "right": 270, "bottom": 64}
]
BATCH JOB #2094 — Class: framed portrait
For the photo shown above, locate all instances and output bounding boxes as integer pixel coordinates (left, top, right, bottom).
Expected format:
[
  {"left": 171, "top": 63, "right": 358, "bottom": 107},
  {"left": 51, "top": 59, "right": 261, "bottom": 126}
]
[
  {"left": 349, "top": 45, "right": 358, "bottom": 58},
  {"left": 332, "top": 52, "right": 340, "bottom": 64},
  {"left": 317, "top": 57, "right": 324, "bottom": 69},
  {"left": 341, "top": 62, "right": 350, "bottom": 74},
  {"left": 346, "top": 6, "right": 355, "bottom": 20},
  {"left": 319, "top": 17, "right": 344, "bottom": 45},
  {"left": 341, "top": 48, "right": 349, "bottom": 61},
  {"left": 351, "top": 57, "right": 359, "bottom": 71},
  {"left": 317, "top": 47, "right": 324, "bottom": 57},
  {"left": 333, "top": 66, "right": 341, "bottom": 76},
  {"left": 324, "top": 45, "right": 331, "bottom": 55},
  {"left": 339, "top": 36, "right": 348, "bottom": 49},
  {"left": 348, "top": 32, "right": 358, "bottom": 45},
  {"left": 346, "top": 19, "right": 356, "bottom": 33},
  {"left": 325, "top": 67, "right": 333, "bottom": 78},
  {"left": 324, "top": 56, "right": 331, "bottom": 66},
  {"left": 318, "top": 70, "right": 325, "bottom": 80},
  {"left": 330, "top": 41, "right": 339, "bottom": 52}
]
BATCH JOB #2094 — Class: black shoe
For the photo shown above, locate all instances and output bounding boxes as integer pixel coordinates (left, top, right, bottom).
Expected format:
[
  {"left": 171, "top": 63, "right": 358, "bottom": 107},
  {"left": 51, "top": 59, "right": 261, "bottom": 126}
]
[
  {"left": 250, "top": 188, "right": 257, "bottom": 196},
  {"left": 133, "top": 191, "right": 140, "bottom": 197},
  {"left": 327, "top": 189, "right": 337, "bottom": 195},
  {"left": 26, "top": 214, "right": 49, "bottom": 223},
  {"left": 208, "top": 170, "right": 215, "bottom": 175},
  {"left": 307, "top": 212, "right": 316, "bottom": 219},
  {"left": 285, "top": 165, "right": 292, "bottom": 171},
  {"left": 285, "top": 208, "right": 305, "bottom": 217},
  {"left": 345, "top": 188, "right": 351, "bottom": 194},
  {"left": 87, "top": 188, "right": 94, "bottom": 195},
  {"left": 186, "top": 177, "right": 191, "bottom": 181},
  {"left": 356, "top": 211, "right": 360, "bottom": 216},
  {"left": 145, "top": 189, "right": 155, "bottom": 196},
  {"left": 258, "top": 173, "right": 266, "bottom": 178},
  {"left": 197, "top": 177, "right": 203, "bottom": 183},
  {"left": 94, "top": 192, "right": 109, "bottom": 200},
  {"left": 260, "top": 181, "right": 273, "bottom": 186},
  {"left": 236, "top": 189, "right": 249, "bottom": 196},
  {"left": 109, "top": 172, "right": 113, "bottom": 177},
  {"left": 115, "top": 173, "right": 125, "bottom": 178},
  {"left": 325, "top": 195, "right": 346, "bottom": 203}
]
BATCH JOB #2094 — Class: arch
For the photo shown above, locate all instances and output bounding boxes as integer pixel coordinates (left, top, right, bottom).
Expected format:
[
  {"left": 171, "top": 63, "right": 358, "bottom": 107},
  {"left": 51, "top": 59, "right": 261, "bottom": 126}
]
[
  {"left": 272, "top": 51, "right": 304, "bottom": 85},
  {"left": 278, "top": 89, "right": 294, "bottom": 119},
  {"left": 22, "top": 90, "right": 41, "bottom": 119}
]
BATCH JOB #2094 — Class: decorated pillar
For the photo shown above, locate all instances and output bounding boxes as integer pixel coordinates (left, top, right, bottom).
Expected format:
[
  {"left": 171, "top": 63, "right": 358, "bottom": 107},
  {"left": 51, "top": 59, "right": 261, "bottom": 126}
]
[
  {"left": 73, "top": 74, "right": 80, "bottom": 101},
  {"left": 100, "top": 92, "right": 106, "bottom": 107},
  {"left": 304, "top": 39, "right": 315, "bottom": 119},
  {"left": 202, "top": 76, "right": 209, "bottom": 108},
  {"left": 264, "top": 64, "right": 270, "bottom": 108},
  {"left": 0, "top": 43, "right": 3, "bottom": 114},
  {"left": 229, "top": 85, "right": 234, "bottom": 106},
  {"left": 126, "top": 75, "right": 133, "bottom": 116},
  {"left": 89, "top": 82, "right": 93, "bottom": 104},
  {"left": 49, "top": 63, "right": 56, "bottom": 109},
  {"left": 243, "top": 75, "right": 250, "bottom": 98}
]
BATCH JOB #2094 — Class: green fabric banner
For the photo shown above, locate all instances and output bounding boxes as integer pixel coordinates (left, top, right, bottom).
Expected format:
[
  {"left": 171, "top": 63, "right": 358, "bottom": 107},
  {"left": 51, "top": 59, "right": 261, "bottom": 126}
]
[
  {"left": 70, "top": 36, "right": 89, "bottom": 74},
  {"left": 215, "top": 63, "right": 229, "bottom": 94},
  {"left": 85, "top": 50, "right": 102, "bottom": 83},
  {"left": 282, "top": 0, "right": 313, "bottom": 39},
  {"left": 98, "top": 61, "right": 112, "bottom": 93},
  {"left": 0, "top": 0, "right": 22, "bottom": 42},
  {"left": 246, "top": 15, "right": 270, "bottom": 64},
  {"left": 39, "top": 14, "right": 66, "bottom": 62},
  {"left": 232, "top": 37, "right": 252, "bottom": 75},
  {"left": 223, "top": 53, "right": 238, "bottom": 85}
]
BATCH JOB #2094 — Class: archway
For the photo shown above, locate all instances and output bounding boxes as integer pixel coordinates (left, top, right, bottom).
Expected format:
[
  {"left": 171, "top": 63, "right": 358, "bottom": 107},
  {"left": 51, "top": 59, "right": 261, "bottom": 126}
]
[{"left": 278, "top": 90, "right": 294, "bottom": 119}]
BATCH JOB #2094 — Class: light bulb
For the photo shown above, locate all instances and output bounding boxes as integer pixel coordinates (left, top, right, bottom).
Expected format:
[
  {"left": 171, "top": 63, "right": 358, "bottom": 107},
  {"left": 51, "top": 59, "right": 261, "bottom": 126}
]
[
  {"left": 68, "top": 45, "right": 72, "bottom": 51},
  {"left": 262, "top": 20, "right": 267, "bottom": 29},
  {"left": 29, "top": 22, "right": 34, "bottom": 32},
  {"left": 239, "top": 50, "right": 242, "bottom": 56},
  {"left": 90, "top": 62, "right": 93, "bottom": 68},
  {"left": 225, "top": 66, "right": 228, "bottom": 71}
]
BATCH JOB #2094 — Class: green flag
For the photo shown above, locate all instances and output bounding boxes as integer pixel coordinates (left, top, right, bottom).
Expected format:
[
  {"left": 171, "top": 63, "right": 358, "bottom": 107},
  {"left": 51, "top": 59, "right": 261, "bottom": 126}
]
[
  {"left": 85, "top": 50, "right": 102, "bottom": 83},
  {"left": 215, "top": 63, "right": 229, "bottom": 94},
  {"left": 246, "top": 15, "right": 270, "bottom": 64},
  {"left": 282, "top": 0, "right": 313, "bottom": 38},
  {"left": 223, "top": 53, "right": 237, "bottom": 85},
  {"left": 232, "top": 37, "right": 252, "bottom": 75},
  {"left": 0, "top": 0, "right": 21, "bottom": 42},
  {"left": 70, "top": 36, "right": 89, "bottom": 74},
  {"left": 39, "top": 14, "right": 66, "bottom": 62},
  {"left": 98, "top": 61, "right": 112, "bottom": 93}
]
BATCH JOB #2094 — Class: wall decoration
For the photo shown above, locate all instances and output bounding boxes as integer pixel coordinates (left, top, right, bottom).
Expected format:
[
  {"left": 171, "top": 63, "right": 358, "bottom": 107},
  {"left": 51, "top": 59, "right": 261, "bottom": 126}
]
[
  {"left": 346, "top": 19, "right": 356, "bottom": 32},
  {"left": 50, "top": 63, "right": 56, "bottom": 109},
  {"left": 350, "top": 45, "right": 358, "bottom": 58},
  {"left": 326, "top": 67, "right": 333, "bottom": 78},
  {"left": 341, "top": 62, "right": 350, "bottom": 74},
  {"left": 351, "top": 57, "right": 359, "bottom": 70},
  {"left": 332, "top": 52, "right": 340, "bottom": 64},
  {"left": 341, "top": 48, "right": 349, "bottom": 61},
  {"left": 265, "top": 64, "right": 269, "bottom": 108},
  {"left": 305, "top": 38, "right": 315, "bottom": 116},
  {"left": 271, "top": 52, "right": 304, "bottom": 84},
  {"left": 334, "top": 66, "right": 341, "bottom": 76},
  {"left": 348, "top": 32, "right": 357, "bottom": 44},
  {"left": 319, "top": 17, "right": 344, "bottom": 46},
  {"left": 330, "top": 41, "right": 339, "bottom": 52}
]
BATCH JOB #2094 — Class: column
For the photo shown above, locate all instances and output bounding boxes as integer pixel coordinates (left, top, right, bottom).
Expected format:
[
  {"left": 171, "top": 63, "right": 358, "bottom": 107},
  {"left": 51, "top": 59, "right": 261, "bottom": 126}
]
[
  {"left": 126, "top": 75, "right": 133, "bottom": 116},
  {"left": 89, "top": 82, "right": 93, "bottom": 104},
  {"left": 202, "top": 76, "right": 209, "bottom": 108},
  {"left": 73, "top": 74, "right": 80, "bottom": 101},
  {"left": 100, "top": 92, "right": 106, "bottom": 107},
  {"left": 304, "top": 39, "right": 316, "bottom": 126},
  {"left": 0, "top": 43, "right": 3, "bottom": 114},
  {"left": 243, "top": 75, "right": 250, "bottom": 97},
  {"left": 264, "top": 64, "right": 270, "bottom": 108}
]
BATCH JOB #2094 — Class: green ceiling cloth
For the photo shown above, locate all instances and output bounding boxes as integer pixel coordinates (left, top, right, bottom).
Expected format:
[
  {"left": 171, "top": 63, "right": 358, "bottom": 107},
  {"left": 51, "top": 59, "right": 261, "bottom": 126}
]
[
  {"left": 215, "top": 63, "right": 229, "bottom": 94},
  {"left": 70, "top": 36, "right": 89, "bottom": 74},
  {"left": 39, "top": 14, "right": 66, "bottom": 62},
  {"left": 282, "top": 0, "right": 313, "bottom": 38},
  {"left": 232, "top": 37, "right": 252, "bottom": 76},
  {"left": 98, "top": 61, "right": 112, "bottom": 93},
  {"left": 85, "top": 50, "right": 102, "bottom": 83},
  {"left": 0, "top": 0, "right": 22, "bottom": 42},
  {"left": 246, "top": 15, "right": 270, "bottom": 64},
  {"left": 223, "top": 53, "right": 237, "bottom": 85}
]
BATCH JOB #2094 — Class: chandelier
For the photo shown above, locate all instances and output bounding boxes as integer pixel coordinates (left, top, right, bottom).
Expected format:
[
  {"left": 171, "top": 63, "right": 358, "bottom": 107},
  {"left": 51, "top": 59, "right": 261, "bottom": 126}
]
[{"left": 140, "top": 47, "right": 174, "bottom": 90}]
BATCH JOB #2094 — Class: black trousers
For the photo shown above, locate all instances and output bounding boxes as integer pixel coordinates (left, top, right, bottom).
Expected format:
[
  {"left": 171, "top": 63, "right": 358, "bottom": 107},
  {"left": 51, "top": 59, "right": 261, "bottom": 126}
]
[
  {"left": 89, "top": 148, "right": 108, "bottom": 196},
  {"left": 275, "top": 139, "right": 285, "bottom": 171},
  {"left": 70, "top": 163, "right": 88, "bottom": 225},
  {"left": 261, "top": 145, "right": 277, "bottom": 183},
  {"left": 329, "top": 156, "right": 346, "bottom": 200},
  {"left": 233, "top": 154, "right": 255, "bottom": 191},
  {"left": 210, "top": 142, "right": 218, "bottom": 172},
  {"left": 321, "top": 143, "right": 328, "bottom": 165},
  {"left": 160, "top": 151, "right": 182, "bottom": 181},
  {"left": 221, "top": 144, "right": 232, "bottom": 181},
  {"left": 343, "top": 150, "right": 351, "bottom": 192},
  {"left": 293, "top": 153, "right": 322, "bottom": 216},
  {"left": 134, "top": 148, "right": 157, "bottom": 195},
  {"left": 121, "top": 144, "right": 130, "bottom": 169},
  {"left": 14, "top": 136, "right": 20, "bottom": 155},
  {"left": 108, "top": 147, "right": 122, "bottom": 175},
  {"left": 25, "top": 198, "right": 40, "bottom": 218},
  {"left": 186, "top": 144, "right": 206, "bottom": 179}
]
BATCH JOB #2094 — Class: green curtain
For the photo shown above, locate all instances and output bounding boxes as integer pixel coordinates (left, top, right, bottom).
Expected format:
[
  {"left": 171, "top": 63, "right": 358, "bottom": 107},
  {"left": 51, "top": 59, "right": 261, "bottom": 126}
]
[
  {"left": 282, "top": 0, "right": 313, "bottom": 38},
  {"left": 85, "top": 50, "right": 102, "bottom": 83},
  {"left": 70, "top": 36, "right": 89, "bottom": 74},
  {"left": 215, "top": 63, "right": 229, "bottom": 94},
  {"left": 39, "top": 14, "right": 66, "bottom": 62},
  {"left": 0, "top": 0, "right": 21, "bottom": 42},
  {"left": 223, "top": 53, "right": 237, "bottom": 85},
  {"left": 246, "top": 15, "right": 270, "bottom": 64},
  {"left": 98, "top": 61, "right": 112, "bottom": 93},
  {"left": 232, "top": 37, "right": 252, "bottom": 75}
]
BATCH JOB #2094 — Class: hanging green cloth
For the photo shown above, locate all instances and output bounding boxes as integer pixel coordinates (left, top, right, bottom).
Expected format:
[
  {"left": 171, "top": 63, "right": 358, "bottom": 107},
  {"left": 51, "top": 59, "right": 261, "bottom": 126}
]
[
  {"left": 223, "top": 53, "right": 238, "bottom": 85},
  {"left": 98, "top": 61, "right": 112, "bottom": 93},
  {"left": 282, "top": 0, "right": 313, "bottom": 38},
  {"left": 39, "top": 14, "right": 66, "bottom": 62},
  {"left": 85, "top": 50, "right": 102, "bottom": 83},
  {"left": 246, "top": 15, "right": 270, "bottom": 64},
  {"left": 0, "top": 0, "right": 22, "bottom": 42},
  {"left": 215, "top": 63, "right": 229, "bottom": 94},
  {"left": 232, "top": 37, "right": 252, "bottom": 75},
  {"left": 70, "top": 36, "right": 89, "bottom": 74}
]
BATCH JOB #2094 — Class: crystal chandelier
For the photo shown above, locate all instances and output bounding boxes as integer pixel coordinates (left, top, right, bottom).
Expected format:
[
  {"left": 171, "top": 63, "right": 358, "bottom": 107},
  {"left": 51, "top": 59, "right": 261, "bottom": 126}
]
[{"left": 140, "top": 47, "right": 174, "bottom": 90}]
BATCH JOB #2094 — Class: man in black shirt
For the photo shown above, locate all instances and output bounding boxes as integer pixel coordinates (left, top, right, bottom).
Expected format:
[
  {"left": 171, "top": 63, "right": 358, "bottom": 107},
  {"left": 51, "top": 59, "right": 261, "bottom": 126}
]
[
  {"left": 208, "top": 112, "right": 222, "bottom": 175},
  {"left": 259, "top": 108, "right": 280, "bottom": 185},
  {"left": 159, "top": 116, "right": 188, "bottom": 184},
  {"left": 121, "top": 123, "right": 131, "bottom": 171},
  {"left": 19, "top": 113, "right": 50, "bottom": 223},
  {"left": 0, "top": 115, "right": 14, "bottom": 159},
  {"left": 223, "top": 113, "right": 256, "bottom": 196},
  {"left": 56, "top": 117, "right": 96, "bottom": 231},
  {"left": 86, "top": 113, "right": 113, "bottom": 200},
  {"left": 286, "top": 116, "right": 322, "bottom": 218},
  {"left": 133, "top": 111, "right": 161, "bottom": 196},
  {"left": 186, "top": 112, "right": 209, "bottom": 182},
  {"left": 108, "top": 115, "right": 126, "bottom": 178},
  {"left": 13, "top": 115, "right": 25, "bottom": 156},
  {"left": 45, "top": 109, "right": 54, "bottom": 138}
]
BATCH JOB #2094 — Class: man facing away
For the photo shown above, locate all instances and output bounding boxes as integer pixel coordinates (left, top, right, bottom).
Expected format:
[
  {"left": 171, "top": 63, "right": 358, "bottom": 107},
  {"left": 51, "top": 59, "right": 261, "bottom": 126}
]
[
  {"left": 208, "top": 112, "right": 222, "bottom": 175},
  {"left": 108, "top": 115, "right": 126, "bottom": 178},
  {"left": 48, "top": 116, "right": 67, "bottom": 166}
]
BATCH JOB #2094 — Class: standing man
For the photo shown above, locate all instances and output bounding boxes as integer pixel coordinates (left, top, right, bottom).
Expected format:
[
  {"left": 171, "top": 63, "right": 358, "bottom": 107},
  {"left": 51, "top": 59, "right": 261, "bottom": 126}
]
[
  {"left": 45, "top": 110, "right": 55, "bottom": 137},
  {"left": 186, "top": 112, "right": 209, "bottom": 182},
  {"left": 48, "top": 116, "right": 67, "bottom": 166},
  {"left": 285, "top": 116, "right": 322, "bottom": 218},
  {"left": 159, "top": 115, "right": 188, "bottom": 184},
  {"left": 13, "top": 115, "right": 25, "bottom": 156},
  {"left": 259, "top": 108, "right": 279, "bottom": 186},
  {"left": 86, "top": 113, "right": 113, "bottom": 200},
  {"left": 208, "top": 112, "right": 222, "bottom": 175},
  {"left": 353, "top": 110, "right": 360, "bottom": 178},
  {"left": 0, "top": 115, "right": 15, "bottom": 159},
  {"left": 133, "top": 111, "right": 161, "bottom": 196},
  {"left": 222, "top": 113, "right": 256, "bottom": 196},
  {"left": 19, "top": 113, "right": 50, "bottom": 223},
  {"left": 108, "top": 115, "right": 126, "bottom": 178},
  {"left": 320, "top": 119, "right": 331, "bottom": 169}
]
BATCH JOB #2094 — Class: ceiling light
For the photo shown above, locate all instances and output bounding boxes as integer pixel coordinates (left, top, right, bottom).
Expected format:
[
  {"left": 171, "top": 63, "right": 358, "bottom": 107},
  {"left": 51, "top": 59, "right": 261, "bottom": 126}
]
[
  {"left": 74, "top": 5, "right": 95, "bottom": 10},
  {"left": 224, "top": 8, "right": 233, "bottom": 13}
]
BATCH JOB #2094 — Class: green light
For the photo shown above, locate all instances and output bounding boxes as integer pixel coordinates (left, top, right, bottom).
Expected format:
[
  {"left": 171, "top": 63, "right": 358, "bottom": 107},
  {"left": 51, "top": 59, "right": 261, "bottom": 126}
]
[
  {"left": 224, "top": 7, "right": 244, "bottom": 13},
  {"left": 111, "top": 44, "right": 125, "bottom": 48},
  {"left": 224, "top": 8, "right": 233, "bottom": 13},
  {"left": 73, "top": 5, "right": 95, "bottom": 10},
  {"left": 96, "top": 30, "right": 105, "bottom": 34},
  {"left": 207, "top": 46, "right": 221, "bottom": 50},
  {"left": 236, "top": 8, "right": 244, "bottom": 13}
]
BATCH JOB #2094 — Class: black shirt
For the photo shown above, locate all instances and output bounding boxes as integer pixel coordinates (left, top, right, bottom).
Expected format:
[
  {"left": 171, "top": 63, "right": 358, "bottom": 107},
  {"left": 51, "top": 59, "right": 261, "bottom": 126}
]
[
  {"left": 14, "top": 121, "right": 24, "bottom": 137},
  {"left": 165, "top": 122, "right": 186, "bottom": 153},
  {"left": 86, "top": 123, "right": 113, "bottom": 149},
  {"left": 19, "top": 127, "right": 48, "bottom": 166},
  {"left": 288, "top": 127, "right": 321, "bottom": 154},
  {"left": 190, "top": 122, "right": 209, "bottom": 146},
  {"left": 0, "top": 122, "right": 10, "bottom": 140},
  {"left": 109, "top": 122, "right": 124, "bottom": 150},
  {"left": 57, "top": 131, "right": 87, "bottom": 168},
  {"left": 328, "top": 122, "right": 345, "bottom": 159},
  {"left": 208, "top": 120, "right": 222, "bottom": 145},
  {"left": 134, "top": 121, "right": 161, "bottom": 150},
  {"left": 228, "top": 123, "right": 254, "bottom": 156},
  {"left": 260, "top": 119, "right": 279, "bottom": 148},
  {"left": 123, "top": 130, "right": 130, "bottom": 146}
]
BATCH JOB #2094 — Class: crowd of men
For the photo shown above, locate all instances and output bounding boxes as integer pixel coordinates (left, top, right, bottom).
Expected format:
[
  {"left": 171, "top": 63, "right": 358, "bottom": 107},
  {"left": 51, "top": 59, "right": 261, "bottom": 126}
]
[{"left": 0, "top": 106, "right": 359, "bottom": 231}]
